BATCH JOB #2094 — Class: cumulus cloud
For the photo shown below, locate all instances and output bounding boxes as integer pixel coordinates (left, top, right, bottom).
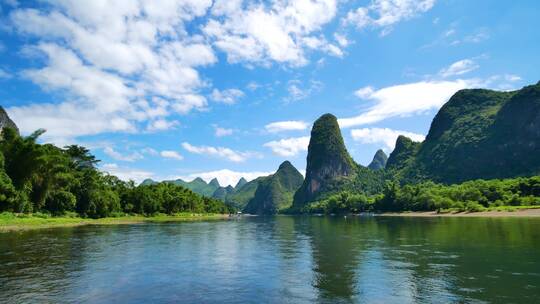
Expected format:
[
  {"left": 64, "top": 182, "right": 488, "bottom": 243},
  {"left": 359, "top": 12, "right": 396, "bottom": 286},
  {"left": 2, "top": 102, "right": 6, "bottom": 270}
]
[
  {"left": 265, "top": 120, "right": 309, "bottom": 133},
  {"left": 103, "top": 147, "right": 144, "bottom": 162},
  {"left": 101, "top": 163, "right": 154, "bottom": 184},
  {"left": 343, "top": 0, "right": 436, "bottom": 35},
  {"left": 160, "top": 150, "right": 184, "bottom": 160},
  {"left": 204, "top": 0, "right": 340, "bottom": 66},
  {"left": 182, "top": 142, "right": 257, "bottom": 162},
  {"left": 179, "top": 169, "right": 274, "bottom": 187},
  {"left": 146, "top": 119, "right": 180, "bottom": 132},
  {"left": 439, "top": 59, "right": 479, "bottom": 77},
  {"left": 213, "top": 126, "right": 234, "bottom": 137},
  {"left": 210, "top": 88, "right": 244, "bottom": 104},
  {"left": 8, "top": 1, "right": 214, "bottom": 143},
  {"left": 351, "top": 128, "right": 425, "bottom": 151},
  {"left": 264, "top": 136, "right": 310, "bottom": 157}
]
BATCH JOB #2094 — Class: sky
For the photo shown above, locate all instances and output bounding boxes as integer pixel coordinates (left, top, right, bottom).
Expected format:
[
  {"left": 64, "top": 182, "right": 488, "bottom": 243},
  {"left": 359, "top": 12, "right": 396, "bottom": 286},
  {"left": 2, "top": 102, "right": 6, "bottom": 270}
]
[{"left": 0, "top": 0, "right": 539, "bottom": 186}]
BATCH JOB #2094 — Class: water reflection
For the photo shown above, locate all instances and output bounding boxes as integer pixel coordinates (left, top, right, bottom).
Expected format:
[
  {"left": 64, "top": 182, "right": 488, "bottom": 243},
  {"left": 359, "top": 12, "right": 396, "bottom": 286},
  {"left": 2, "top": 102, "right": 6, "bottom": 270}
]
[{"left": 1, "top": 217, "right": 539, "bottom": 303}]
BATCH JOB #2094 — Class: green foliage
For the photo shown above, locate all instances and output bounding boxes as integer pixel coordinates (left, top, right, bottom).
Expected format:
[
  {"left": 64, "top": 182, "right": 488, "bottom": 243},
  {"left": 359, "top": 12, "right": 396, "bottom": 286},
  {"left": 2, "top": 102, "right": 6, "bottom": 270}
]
[
  {"left": 309, "top": 176, "right": 540, "bottom": 214},
  {"left": 44, "top": 190, "right": 76, "bottom": 215},
  {"left": 0, "top": 128, "right": 231, "bottom": 218}
]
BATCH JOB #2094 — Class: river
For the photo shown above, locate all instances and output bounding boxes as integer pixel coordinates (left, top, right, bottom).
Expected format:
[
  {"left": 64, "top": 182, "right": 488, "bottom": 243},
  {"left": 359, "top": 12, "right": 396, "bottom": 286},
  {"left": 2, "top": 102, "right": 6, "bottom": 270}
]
[{"left": 1, "top": 216, "right": 539, "bottom": 303}]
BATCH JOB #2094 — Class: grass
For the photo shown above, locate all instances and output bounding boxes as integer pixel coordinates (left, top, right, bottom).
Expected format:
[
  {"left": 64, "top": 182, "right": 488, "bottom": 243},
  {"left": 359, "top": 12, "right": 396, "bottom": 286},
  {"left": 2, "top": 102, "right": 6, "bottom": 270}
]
[
  {"left": 438, "top": 205, "right": 540, "bottom": 214},
  {"left": 0, "top": 212, "right": 229, "bottom": 232}
]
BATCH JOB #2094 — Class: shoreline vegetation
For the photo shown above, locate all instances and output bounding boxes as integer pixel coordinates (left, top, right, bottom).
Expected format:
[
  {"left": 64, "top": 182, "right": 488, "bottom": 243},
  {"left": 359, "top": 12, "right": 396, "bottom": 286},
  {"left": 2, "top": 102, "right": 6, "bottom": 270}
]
[
  {"left": 3, "top": 206, "right": 540, "bottom": 233},
  {"left": 0, "top": 212, "right": 230, "bottom": 232}
]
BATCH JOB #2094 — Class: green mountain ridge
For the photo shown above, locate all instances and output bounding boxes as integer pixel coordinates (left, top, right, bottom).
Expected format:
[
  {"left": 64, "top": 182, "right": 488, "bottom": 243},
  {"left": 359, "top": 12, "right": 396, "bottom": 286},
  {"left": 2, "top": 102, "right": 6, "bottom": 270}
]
[
  {"left": 394, "top": 81, "right": 540, "bottom": 183},
  {"left": 243, "top": 161, "right": 304, "bottom": 215}
]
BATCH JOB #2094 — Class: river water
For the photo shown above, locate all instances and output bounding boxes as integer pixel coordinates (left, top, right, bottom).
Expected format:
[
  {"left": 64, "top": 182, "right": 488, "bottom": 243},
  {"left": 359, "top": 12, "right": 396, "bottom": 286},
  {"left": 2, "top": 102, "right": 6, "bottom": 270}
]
[{"left": 1, "top": 216, "right": 539, "bottom": 303}]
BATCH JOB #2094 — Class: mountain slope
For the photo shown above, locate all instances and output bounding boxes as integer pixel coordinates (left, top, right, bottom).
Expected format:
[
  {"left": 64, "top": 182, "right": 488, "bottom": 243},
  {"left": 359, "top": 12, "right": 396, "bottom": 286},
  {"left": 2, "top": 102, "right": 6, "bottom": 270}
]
[
  {"left": 368, "top": 149, "right": 388, "bottom": 170},
  {"left": 235, "top": 177, "right": 247, "bottom": 189},
  {"left": 212, "top": 185, "right": 235, "bottom": 201},
  {"left": 243, "top": 161, "right": 304, "bottom": 215},
  {"left": 397, "top": 81, "right": 540, "bottom": 183},
  {"left": 0, "top": 107, "right": 18, "bottom": 135},
  {"left": 225, "top": 177, "right": 264, "bottom": 210}
]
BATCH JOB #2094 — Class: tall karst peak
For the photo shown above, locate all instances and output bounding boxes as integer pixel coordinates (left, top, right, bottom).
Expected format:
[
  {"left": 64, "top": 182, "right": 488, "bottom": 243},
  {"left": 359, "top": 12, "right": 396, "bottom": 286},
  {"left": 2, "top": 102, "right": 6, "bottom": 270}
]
[{"left": 292, "top": 113, "right": 356, "bottom": 208}]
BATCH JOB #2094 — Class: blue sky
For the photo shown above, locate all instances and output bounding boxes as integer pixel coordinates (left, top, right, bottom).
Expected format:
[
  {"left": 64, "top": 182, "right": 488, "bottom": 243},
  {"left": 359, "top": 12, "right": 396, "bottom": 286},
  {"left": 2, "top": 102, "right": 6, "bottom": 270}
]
[{"left": 0, "top": 0, "right": 539, "bottom": 185}]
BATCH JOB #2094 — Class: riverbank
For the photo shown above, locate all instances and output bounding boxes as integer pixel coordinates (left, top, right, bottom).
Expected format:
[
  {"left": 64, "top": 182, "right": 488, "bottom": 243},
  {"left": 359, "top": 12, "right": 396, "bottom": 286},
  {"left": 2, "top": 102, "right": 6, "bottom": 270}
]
[
  {"left": 378, "top": 206, "right": 540, "bottom": 218},
  {"left": 0, "top": 213, "right": 230, "bottom": 232}
]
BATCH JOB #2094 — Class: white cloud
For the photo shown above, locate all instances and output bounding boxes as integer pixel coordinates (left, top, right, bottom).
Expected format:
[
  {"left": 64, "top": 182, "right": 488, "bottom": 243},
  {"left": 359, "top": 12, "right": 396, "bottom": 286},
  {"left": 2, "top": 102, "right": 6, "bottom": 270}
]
[
  {"left": 343, "top": 0, "right": 436, "bottom": 35},
  {"left": 179, "top": 169, "right": 273, "bottom": 187},
  {"left": 354, "top": 86, "right": 375, "bottom": 99},
  {"left": 101, "top": 163, "right": 154, "bottom": 184},
  {"left": 339, "top": 79, "right": 472, "bottom": 128},
  {"left": 160, "top": 150, "right": 184, "bottom": 160},
  {"left": 203, "top": 0, "right": 339, "bottom": 66},
  {"left": 213, "top": 126, "right": 234, "bottom": 137},
  {"left": 146, "top": 119, "right": 179, "bottom": 132},
  {"left": 141, "top": 147, "right": 158, "bottom": 156},
  {"left": 265, "top": 120, "right": 309, "bottom": 133},
  {"left": 264, "top": 136, "right": 310, "bottom": 157},
  {"left": 351, "top": 128, "right": 425, "bottom": 151},
  {"left": 103, "top": 147, "right": 143, "bottom": 162},
  {"left": 8, "top": 1, "right": 215, "bottom": 143},
  {"left": 334, "top": 33, "right": 350, "bottom": 47},
  {"left": 182, "top": 142, "right": 256, "bottom": 162},
  {"left": 340, "top": 72, "right": 524, "bottom": 128},
  {"left": 210, "top": 88, "right": 245, "bottom": 104},
  {"left": 286, "top": 80, "right": 323, "bottom": 102},
  {"left": 439, "top": 59, "right": 479, "bottom": 77},
  {"left": 246, "top": 81, "right": 260, "bottom": 91}
]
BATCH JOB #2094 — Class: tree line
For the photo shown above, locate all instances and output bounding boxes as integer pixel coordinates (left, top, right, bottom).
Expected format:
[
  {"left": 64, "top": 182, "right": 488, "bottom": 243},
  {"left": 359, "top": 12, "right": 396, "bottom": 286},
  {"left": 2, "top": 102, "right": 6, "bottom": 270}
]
[
  {"left": 301, "top": 176, "right": 540, "bottom": 214},
  {"left": 0, "top": 128, "right": 232, "bottom": 217}
]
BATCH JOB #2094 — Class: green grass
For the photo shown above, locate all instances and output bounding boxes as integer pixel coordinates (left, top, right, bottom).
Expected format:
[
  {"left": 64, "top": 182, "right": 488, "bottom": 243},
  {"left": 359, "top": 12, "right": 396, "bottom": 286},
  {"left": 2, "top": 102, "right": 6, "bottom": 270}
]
[
  {"left": 438, "top": 205, "right": 540, "bottom": 214},
  {"left": 0, "top": 212, "right": 229, "bottom": 232}
]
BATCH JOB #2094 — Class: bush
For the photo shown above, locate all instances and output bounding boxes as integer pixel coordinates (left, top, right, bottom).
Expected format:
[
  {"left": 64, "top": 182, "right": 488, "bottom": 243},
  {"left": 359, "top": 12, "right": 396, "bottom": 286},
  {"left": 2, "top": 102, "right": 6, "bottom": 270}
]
[{"left": 45, "top": 190, "right": 76, "bottom": 215}]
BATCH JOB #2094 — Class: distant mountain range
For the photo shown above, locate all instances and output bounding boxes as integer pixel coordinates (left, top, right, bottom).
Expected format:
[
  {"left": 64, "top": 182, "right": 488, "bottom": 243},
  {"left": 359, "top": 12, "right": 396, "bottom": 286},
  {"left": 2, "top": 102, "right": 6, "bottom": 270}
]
[{"left": 142, "top": 161, "right": 304, "bottom": 215}]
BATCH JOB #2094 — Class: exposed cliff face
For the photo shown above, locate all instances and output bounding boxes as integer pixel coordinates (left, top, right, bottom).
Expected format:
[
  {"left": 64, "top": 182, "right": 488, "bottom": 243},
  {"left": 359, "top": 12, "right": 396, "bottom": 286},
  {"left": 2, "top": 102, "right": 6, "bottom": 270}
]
[
  {"left": 243, "top": 161, "right": 303, "bottom": 215},
  {"left": 368, "top": 149, "right": 388, "bottom": 170},
  {"left": 292, "top": 114, "right": 356, "bottom": 208},
  {"left": 397, "top": 81, "right": 540, "bottom": 183},
  {"left": 0, "top": 107, "right": 19, "bottom": 135}
]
